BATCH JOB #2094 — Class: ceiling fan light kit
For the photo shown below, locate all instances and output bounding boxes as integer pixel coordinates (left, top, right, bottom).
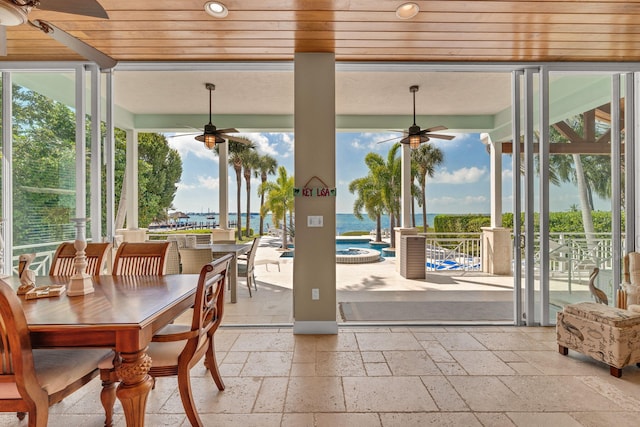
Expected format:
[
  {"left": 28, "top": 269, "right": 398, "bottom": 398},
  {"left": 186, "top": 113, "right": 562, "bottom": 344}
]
[{"left": 0, "top": 1, "right": 28, "bottom": 26}]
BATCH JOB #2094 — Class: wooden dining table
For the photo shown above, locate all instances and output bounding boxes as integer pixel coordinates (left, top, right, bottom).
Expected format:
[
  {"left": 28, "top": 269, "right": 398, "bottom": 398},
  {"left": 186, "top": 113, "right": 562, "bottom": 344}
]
[
  {"left": 197, "top": 243, "right": 251, "bottom": 303},
  {"left": 1, "top": 274, "right": 200, "bottom": 427}
]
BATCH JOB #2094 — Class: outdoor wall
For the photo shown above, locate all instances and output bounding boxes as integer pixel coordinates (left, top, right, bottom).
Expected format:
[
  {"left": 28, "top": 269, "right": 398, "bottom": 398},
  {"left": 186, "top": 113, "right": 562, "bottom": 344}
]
[{"left": 292, "top": 53, "right": 338, "bottom": 334}]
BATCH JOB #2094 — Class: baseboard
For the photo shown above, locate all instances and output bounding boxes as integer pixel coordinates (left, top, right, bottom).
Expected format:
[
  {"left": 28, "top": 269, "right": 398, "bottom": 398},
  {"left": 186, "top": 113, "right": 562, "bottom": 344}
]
[{"left": 293, "top": 320, "right": 338, "bottom": 334}]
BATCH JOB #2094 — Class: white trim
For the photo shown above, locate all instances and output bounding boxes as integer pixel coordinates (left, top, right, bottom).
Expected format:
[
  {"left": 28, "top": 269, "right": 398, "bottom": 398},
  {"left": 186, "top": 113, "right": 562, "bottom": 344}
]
[
  {"left": 1, "top": 72, "right": 12, "bottom": 275},
  {"left": 293, "top": 321, "right": 338, "bottom": 335}
]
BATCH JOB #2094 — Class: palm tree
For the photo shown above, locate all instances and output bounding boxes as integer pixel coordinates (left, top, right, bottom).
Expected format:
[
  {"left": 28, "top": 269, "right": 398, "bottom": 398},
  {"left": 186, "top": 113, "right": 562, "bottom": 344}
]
[
  {"left": 242, "top": 149, "right": 261, "bottom": 238},
  {"left": 254, "top": 154, "right": 278, "bottom": 235},
  {"left": 260, "top": 166, "right": 295, "bottom": 249},
  {"left": 412, "top": 143, "right": 444, "bottom": 232},
  {"left": 550, "top": 116, "right": 611, "bottom": 249},
  {"left": 349, "top": 174, "right": 385, "bottom": 242},
  {"left": 222, "top": 138, "right": 255, "bottom": 240},
  {"left": 362, "top": 143, "right": 402, "bottom": 248}
]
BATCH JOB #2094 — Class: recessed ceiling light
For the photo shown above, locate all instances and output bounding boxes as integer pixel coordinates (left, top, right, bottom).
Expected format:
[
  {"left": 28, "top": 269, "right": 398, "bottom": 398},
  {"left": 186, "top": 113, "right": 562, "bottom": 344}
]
[
  {"left": 396, "top": 2, "right": 419, "bottom": 19},
  {"left": 205, "top": 1, "right": 229, "bottom": 18}
]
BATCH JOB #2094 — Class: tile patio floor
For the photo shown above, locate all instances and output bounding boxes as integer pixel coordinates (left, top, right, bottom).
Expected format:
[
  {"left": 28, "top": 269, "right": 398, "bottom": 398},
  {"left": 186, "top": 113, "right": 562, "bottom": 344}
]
[{"left": 2, "top": 325, "right": 639, "bottom": 426}]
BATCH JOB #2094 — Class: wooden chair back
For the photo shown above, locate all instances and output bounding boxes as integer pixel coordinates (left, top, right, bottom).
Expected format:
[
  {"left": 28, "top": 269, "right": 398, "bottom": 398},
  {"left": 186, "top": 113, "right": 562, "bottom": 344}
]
[
  {"left": 189, "top": 253, "right": 231, "bottom": 351},
  {"left": 49, "top": 242, "right": 112, "bottom": 276},
  {"left": 112, "top": 241, "right": 171, "bottom": 275},
  {"left": 0, "top": 280, "right": 109, "bottom": 425}
]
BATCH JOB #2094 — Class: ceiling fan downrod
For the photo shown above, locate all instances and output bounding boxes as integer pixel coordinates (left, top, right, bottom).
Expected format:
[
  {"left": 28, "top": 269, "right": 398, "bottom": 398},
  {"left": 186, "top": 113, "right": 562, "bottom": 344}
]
[{"left": 410, "top": 85, "right": 419, "bottom": 127}]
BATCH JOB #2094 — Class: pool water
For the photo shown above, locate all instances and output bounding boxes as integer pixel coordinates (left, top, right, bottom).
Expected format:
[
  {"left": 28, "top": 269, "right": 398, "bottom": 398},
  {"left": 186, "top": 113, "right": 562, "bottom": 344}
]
[{"left": 280, "top": 239, "right": 392, "bottom": 258}]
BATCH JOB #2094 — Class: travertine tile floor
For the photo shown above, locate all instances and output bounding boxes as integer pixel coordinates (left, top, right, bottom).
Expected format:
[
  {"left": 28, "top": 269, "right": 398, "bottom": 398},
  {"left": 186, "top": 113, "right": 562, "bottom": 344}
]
[{"left": 2, "top": 326, "right": 639, "bottom": 426}]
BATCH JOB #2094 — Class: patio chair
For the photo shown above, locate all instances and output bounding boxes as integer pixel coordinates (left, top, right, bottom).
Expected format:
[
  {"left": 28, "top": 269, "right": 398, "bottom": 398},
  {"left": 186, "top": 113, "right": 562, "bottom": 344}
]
[
  {"left": 148, "top": 240, "right": 180, "bottom": 275},
  {"left": 179, "top": 248, "right": 214, "bottom": 274},
  {"left": 0, "top": 280, "right": 111, "bottom": 426},
  {"left": 238, "top": 237, "right": 260, "bottom": 297},
  {"left": 112, "top": 241, "right": 171, "bottom": 275},
  {"left": 101, "top": 254, "right": 232, "bottom": 427},
  {"left": 49, "top": 242, "right": 112, "bottom": 276}
]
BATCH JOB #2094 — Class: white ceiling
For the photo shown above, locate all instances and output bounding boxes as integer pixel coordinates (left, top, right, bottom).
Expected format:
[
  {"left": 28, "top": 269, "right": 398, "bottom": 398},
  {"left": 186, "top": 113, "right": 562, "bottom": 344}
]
[{"left": 113, "top": 66, "right": 513, "bottom": 118}]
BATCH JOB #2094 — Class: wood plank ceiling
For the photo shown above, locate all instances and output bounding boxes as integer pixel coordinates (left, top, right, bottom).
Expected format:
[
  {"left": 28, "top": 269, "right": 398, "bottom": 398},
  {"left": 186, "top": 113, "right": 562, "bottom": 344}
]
[{"left": 4, "top": 0, "right": 640, "bottom": 64}]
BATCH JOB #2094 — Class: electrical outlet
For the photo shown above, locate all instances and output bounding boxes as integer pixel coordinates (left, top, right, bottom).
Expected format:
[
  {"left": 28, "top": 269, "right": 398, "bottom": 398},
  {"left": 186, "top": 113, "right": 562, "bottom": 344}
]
[{"left": 312, "top": 288, "right": 320, "bottom": 300}]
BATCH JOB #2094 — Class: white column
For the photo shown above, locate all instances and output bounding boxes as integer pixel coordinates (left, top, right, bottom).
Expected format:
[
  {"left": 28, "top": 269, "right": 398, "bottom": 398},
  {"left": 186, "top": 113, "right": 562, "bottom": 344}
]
[
  {"left": 125, "top": 129, "right": 139, "bottom": 229},
  {"left": 1, "top": 72, "right": 13, "bottom": 275},
  {"left": 400, "top": 143, "right": 412, "bottom": 227},
  {"left": 483, "top": 133, "right": 503, "bottom": 228},
  {"left": 90, "top": 66, "right": 102, "bottom": 241},
  {"left": 105, "top": 70, "right": 116, "bottom": 243},
  {"left": 75, "top": 66, "right": 87, "bottom": 219},
  {"left": 293, "top": 52, "right": 337, "bottom": 335},
  {"left": 219, "top": 140, "right": 229, "bottom": 229}
]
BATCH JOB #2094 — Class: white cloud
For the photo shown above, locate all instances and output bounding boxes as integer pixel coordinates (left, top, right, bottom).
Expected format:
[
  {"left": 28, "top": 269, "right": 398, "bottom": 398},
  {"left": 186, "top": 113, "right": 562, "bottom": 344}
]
[
  {"left": 167, "top": 133, "right": 219, "bottom": 161},
  {"left": 358, "top": 132, "right": 402, "bottom": 150},
  {"left": 197, "top": 175, "right": 219, "bottom": 190},
  {"left": 432, "top": 166, "right": 487, "bottom": 184},
  {"left": 502, "top": 169, "right": 513, "bottom": 180},
  {"left": 463, "top": 195, "right": 488, "bottom": 204}
]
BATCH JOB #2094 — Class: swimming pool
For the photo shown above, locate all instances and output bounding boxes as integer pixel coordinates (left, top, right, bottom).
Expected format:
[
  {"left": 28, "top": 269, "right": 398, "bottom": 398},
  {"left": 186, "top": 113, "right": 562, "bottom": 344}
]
[{"left": 280, "top": 237, "right": 392, "bottom": 262}]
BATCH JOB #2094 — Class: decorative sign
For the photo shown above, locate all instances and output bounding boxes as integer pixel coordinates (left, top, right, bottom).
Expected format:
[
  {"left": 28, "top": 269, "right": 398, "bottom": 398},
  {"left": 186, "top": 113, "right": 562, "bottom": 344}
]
[{"left": 294, "top": 175, "right": 336, "bottom": 197}]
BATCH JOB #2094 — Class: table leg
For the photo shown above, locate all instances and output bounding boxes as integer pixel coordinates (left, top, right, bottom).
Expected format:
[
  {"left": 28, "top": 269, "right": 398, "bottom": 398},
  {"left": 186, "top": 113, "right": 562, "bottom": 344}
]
[{"left": 115, "top": 349, "right": 154, "bottom": 427}]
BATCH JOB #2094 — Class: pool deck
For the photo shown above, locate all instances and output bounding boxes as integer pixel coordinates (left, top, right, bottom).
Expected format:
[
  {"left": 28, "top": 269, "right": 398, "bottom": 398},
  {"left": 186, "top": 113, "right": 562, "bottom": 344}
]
[{"left": 221, "top": 236, "right": 593, "bottom": 326}]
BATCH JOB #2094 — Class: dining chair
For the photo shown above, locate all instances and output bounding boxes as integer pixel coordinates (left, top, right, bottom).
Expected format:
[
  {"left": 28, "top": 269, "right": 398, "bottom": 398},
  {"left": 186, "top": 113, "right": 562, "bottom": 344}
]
[
  {"left": 238, "top": 236, "right": 260, "bottom": 297},
  {"left": 101, "top": 254, "right": 232, "bottom": 427},
  {"left": 112, "top": 241, "right": 171, "bottom": 275},
  {"left": 49, "top": 241, "right": 112, "bottom": 276},
  {"left": 0, "top": 280, "right": 112, "bottom": 427},
  {"left": 179, "top": 248, "right": 213, "bottom": 274},
  {"left": 157, "top": 240, "right": 180, "bottom": 274}
]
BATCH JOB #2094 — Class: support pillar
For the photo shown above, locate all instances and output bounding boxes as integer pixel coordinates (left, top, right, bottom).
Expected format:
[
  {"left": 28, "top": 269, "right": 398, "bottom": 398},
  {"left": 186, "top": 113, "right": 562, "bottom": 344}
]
[
  {"left": 481, "top": 227, "right": 512, "bottom": 275},
  {"left": 292, "top": 53, "right": 337, "bottom": 334}
]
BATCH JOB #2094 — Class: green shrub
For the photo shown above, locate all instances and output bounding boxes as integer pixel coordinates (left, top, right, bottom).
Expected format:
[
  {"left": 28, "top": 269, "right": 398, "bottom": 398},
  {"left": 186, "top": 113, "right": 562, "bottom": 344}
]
[{"left": 342, "top": 230, "right": 370, "bottom": 236}]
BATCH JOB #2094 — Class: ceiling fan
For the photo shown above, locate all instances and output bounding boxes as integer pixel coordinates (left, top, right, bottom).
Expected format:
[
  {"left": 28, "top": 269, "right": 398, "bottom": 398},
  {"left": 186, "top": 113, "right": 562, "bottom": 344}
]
[
  {"left": 378, "top": 85, "right": 454, "bottom": 149},
  {"left": 194, "top": 83, "right": 249, "bottom": 148},
  {"left": 0, "top": 0, "right": 116, "bottom": 69}
]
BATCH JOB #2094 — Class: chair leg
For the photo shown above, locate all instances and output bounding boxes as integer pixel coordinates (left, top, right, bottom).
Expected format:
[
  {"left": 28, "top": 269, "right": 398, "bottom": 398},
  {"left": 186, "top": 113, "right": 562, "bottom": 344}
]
[
  {"left": 177, "top": 365, "right": 204, "bottom": 427},
  {"left": 205, "top": 338, "right": 225, "bottom": 391},
  {"left": 246, "top": 274, "right": 253, "bottom": 298},
  {"left": 252, "top": 272, "right": 258, "bottom": 292}
]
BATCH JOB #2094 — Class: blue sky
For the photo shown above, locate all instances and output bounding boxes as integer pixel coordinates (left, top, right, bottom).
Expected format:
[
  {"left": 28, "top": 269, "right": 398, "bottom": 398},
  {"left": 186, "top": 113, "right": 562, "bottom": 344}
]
[{"left": 166, "top": 132, "right": 609, "bottom": 215}]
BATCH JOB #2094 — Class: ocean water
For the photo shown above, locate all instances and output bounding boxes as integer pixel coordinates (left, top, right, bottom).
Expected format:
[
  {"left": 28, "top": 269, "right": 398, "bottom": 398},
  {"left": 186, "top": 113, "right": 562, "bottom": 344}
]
[{"left": 173, "top": 212, "right": 437, "bottom": 236}]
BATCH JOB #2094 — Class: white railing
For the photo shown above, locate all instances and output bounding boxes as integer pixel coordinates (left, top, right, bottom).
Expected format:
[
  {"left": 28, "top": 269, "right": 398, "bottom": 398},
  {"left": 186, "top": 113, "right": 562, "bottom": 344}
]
[
  {"left": 421, "top": 233, "right": 482, "bottom": 271},
  {"left": 538, "top": 232, "right": 619, "bottom": 288},
  {"left": 10, "top": 241, "right": 63, "bottom": 276}
]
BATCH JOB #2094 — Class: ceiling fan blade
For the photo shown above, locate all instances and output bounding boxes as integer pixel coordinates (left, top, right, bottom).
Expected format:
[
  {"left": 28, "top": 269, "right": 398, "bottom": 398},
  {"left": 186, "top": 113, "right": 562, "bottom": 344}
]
[
  {"left": 425, "top": 125, "right": 448, "bottom": 132},
  {"left": 31, "top": 19, "right": 116, "bottom": 69},
  {"left": 425, "top": 133, "right": 455, "bottom": 141},
  {"left": 216, "top": 128, "right": 238, "bottom": 134},
  {"left": 37, "top": 0, "right": 109, "bottom": 19},
  {"left": 224, "top": 134, "right": 252, "bottom": 145},
  {"left": 168, "top": 132, "right": 200, "bottom": 139},
  {"left": 376, "top": 136, "right": 403, "bottom": 144}
]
